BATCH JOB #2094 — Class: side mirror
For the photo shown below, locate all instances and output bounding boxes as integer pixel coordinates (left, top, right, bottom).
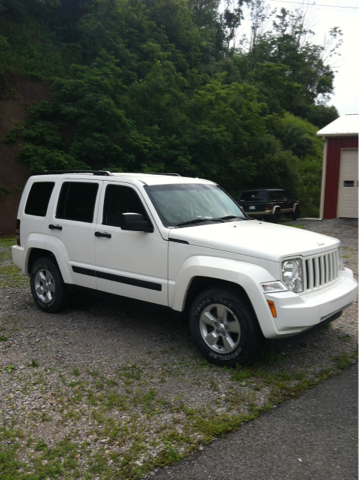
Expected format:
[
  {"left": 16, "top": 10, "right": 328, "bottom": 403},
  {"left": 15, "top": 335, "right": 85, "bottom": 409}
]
[{"left": 121, "top": 213, "right": 153, "bottom": 232}]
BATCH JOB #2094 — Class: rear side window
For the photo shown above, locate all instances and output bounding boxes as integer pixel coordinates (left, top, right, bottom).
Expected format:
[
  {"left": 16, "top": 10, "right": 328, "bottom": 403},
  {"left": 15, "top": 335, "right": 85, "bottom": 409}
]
[
  {"left": 239, "top": 191, "right": 267, "bottom": 202},
  {"left": 25, "top": 182, "right": 55, "bottom": 216},
  {"left": 56, "top": 182, "right": 99, "bottom": 223},
  {"left": 269, "top": 192, "right": 282, "bottom": 201}
]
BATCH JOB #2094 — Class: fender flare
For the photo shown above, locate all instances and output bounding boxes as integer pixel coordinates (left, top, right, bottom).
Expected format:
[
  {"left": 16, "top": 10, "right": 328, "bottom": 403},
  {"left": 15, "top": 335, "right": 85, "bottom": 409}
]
[
  {"left": 170, "top": 255, "right": 278, "bottom": 335},
  {"left": 25, "top": 234, "right": 73, "bottom": 284}
]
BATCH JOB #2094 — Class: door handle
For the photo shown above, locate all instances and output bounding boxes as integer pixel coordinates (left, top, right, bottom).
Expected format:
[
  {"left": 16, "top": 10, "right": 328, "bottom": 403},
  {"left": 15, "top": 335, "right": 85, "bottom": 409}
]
[
  {"left": 49, "top": 224, "right": 62, "bottom": 231},
  {"left": 95, "top": 231, "right": 112, "bottom": 238}
]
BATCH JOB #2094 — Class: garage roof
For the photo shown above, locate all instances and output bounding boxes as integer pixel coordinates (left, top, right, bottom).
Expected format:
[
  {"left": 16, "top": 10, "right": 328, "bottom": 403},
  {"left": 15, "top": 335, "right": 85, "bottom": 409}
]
[{"left": 316, "top": 114, "right": 359, "bottom": 137}]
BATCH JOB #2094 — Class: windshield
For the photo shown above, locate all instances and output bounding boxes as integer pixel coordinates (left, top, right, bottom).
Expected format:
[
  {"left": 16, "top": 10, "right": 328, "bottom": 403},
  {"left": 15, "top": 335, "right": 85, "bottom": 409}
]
[{"left": 146, "top": 183, "right": 246, "bottom": 227}]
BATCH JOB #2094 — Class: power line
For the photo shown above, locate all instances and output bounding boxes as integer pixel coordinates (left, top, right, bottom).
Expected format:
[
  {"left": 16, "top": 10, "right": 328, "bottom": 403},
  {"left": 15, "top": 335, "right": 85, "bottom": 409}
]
[{"left": 267, "top": 0, "right": 358, "bottom": 9}]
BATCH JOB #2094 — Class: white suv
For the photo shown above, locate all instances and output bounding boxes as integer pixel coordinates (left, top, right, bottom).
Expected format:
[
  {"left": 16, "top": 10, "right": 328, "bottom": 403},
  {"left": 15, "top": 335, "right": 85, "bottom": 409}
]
[{"left": 12, "top": 171, "right": 357, "bottom": 366}]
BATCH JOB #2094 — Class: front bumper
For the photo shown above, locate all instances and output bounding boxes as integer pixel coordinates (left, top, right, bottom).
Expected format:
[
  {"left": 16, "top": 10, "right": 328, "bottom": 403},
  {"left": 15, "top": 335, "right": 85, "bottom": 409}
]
[
  {"left": 266, "top": 310, "right": 343, "bottom": 344},
  {"left": 263, "top": 268, "right": 357, "bottom": 338}
]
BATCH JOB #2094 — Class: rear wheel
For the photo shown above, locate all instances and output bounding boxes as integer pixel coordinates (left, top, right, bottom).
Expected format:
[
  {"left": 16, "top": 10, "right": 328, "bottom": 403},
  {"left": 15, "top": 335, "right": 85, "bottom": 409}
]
[
  {"left": 271, "top": 209, "right": 281, "bottom": 223},
  {"left": 189, "top": 287, "right": 263, "bottom": 366},
  {"left": 30, "top": 258, "right": 68, "bottom": 313},
  {"left": 292, "top": 206, "right": 300, "bottom": 221}
]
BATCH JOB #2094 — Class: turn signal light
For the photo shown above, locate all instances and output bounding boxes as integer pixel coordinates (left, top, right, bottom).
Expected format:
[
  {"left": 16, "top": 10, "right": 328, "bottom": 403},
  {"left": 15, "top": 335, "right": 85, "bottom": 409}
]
[{"left": 267, "top": 300, "right": 277, "bottom": 318}]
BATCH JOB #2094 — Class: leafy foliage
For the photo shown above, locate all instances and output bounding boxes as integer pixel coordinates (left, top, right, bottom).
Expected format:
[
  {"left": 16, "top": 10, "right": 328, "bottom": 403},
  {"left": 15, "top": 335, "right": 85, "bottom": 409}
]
[
  {"left": 240, "top": 3, "right": 339, "bottom": 127},
  {"left": 0, "top": 0, "right": 341, "bottom": 215}
]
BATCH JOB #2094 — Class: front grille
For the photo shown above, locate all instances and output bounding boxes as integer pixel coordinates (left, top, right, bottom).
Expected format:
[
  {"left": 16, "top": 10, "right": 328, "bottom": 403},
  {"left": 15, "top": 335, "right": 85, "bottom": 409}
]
[{"left": 303, "top": 249, "right": 340, "bottom": 293}]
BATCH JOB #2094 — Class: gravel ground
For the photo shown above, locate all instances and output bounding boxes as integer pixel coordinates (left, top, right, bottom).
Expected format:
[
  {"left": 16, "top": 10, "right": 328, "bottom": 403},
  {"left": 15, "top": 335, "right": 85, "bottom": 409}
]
[{"left": 0, "top": 219, "right": 357, "bottom": 479}]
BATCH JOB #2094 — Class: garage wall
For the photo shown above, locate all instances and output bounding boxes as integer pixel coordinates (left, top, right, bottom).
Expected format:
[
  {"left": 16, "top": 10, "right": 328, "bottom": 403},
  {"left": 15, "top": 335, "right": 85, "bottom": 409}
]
[{"left": 322, "top": 136, "right": 358, "bottom": 219}]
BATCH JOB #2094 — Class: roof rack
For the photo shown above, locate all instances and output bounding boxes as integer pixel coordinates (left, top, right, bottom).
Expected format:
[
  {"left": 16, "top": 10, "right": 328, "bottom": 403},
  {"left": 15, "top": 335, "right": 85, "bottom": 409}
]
[
  {"left": 33, "top": 170, "right": 112, "bottom": 176},
  {"left": 145, "top": 173, "right": 181, "bottom": 176}
]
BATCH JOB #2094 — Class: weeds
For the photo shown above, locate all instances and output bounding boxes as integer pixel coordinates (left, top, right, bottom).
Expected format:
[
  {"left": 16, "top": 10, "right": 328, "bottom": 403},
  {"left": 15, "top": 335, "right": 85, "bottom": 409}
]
[
  {"left": 0, "top": 265, "right": 28, "bottom": 288},
  {"left": 333, "top": 349, "right": 358, "bottom": 370}
]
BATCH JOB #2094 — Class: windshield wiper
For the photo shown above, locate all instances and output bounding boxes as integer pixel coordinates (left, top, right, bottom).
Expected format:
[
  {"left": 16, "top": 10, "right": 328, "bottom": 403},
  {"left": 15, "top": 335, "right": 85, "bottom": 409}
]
[
  {"left": 219, "top": 215, "right": 245, "bottom": 221},
  {"left": 175, "top": 218, "right": 221, "bottom": 228},
  {"left": 175, "top": 215, "right": 245, "bottom": 227}
]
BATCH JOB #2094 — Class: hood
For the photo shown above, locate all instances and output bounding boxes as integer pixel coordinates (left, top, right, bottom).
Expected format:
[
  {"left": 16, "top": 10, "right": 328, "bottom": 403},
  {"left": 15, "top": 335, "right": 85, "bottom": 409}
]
[{"left": 169, "top": 220, "right": 339, "bottom": 261}]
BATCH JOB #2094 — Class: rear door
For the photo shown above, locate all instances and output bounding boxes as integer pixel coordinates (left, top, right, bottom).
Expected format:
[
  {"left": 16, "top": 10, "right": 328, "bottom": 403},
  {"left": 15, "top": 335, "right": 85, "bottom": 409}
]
[
  {"left": 49, "top": 179, "right": 101, "bottom": 289},
  {"left": 94, "top": 182, "right": 168, "bottom": 305},
  {"left": 278, "top": 191, "right": 293, "bottom": 214}
]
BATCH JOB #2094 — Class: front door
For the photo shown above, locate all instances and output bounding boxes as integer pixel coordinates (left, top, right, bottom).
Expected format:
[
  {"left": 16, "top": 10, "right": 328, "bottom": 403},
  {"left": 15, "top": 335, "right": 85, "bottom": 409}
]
[{"left": 94, "top": 182, "right": 168, "bottom": 305}]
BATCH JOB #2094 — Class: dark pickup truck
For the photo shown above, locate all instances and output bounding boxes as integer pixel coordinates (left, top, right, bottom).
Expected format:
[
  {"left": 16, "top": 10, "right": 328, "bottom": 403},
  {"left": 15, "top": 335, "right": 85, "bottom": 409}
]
[{"left": 238, "top": 188, "right": 300, "bottom": 223}]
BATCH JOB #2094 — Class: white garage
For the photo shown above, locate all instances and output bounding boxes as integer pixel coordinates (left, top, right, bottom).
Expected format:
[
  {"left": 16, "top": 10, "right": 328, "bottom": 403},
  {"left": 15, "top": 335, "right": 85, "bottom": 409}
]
[{"left": 317, "top": 115, "right": 358, "bottom": 219}]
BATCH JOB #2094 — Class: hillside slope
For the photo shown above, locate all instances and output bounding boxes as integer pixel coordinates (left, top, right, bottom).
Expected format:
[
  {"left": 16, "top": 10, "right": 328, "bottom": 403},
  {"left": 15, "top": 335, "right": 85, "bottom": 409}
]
[
  {"left": 0, "top": 75, "right": 51, "bottom": 236},
  {"left": 0, "top": 0, "right": 338, "bottom": 234}
]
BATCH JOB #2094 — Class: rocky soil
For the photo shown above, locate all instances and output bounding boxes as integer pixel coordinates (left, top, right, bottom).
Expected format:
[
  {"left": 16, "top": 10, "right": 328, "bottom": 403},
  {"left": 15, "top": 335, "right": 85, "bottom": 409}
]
[{"left": 0, "top": 74, "right": 51, "bottom": 236}]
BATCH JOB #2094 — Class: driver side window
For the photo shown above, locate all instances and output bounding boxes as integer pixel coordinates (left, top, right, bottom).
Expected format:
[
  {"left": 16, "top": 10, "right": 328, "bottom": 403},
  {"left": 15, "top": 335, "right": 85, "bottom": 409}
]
[{"left": 103, "top": 185, "right": 148, "bottom": 227}]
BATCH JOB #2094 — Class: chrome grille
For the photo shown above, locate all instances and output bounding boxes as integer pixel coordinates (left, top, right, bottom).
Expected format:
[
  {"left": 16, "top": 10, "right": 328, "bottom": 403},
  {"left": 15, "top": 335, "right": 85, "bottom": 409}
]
[{"left": 303, "top": 249, "right": 339, "bottom": 292}]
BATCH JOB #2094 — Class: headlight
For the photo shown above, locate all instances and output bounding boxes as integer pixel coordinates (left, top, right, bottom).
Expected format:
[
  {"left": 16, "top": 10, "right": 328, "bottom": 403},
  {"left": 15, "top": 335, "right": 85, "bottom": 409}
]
[
  {"left": 281, "top": 259, "right": 303, "bottom": 293},
  {"left": 262, "top": 281, "right": 287, "bottom": 293}
]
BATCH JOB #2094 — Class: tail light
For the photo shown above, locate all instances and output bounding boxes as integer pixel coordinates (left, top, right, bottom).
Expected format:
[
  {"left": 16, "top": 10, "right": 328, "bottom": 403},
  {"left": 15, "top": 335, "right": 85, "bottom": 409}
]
[
  {"left": 16, "top": 219, "right": 21, "bottom": 246},
  {"left": 265, "top": 204, "right": 270, "bottom": 211}
]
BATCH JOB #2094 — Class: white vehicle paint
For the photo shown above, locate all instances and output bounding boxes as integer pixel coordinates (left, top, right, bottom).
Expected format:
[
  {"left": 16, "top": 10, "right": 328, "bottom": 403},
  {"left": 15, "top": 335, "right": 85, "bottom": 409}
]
[{"left": 12, "top": 172, "right": 358, "bottom": 366}]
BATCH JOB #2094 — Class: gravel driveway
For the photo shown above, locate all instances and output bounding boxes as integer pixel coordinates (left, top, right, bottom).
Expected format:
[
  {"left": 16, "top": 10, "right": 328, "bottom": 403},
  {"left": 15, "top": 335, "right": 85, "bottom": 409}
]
[{"left": 0, "top": 219, "right": 357, "bottom": 479}]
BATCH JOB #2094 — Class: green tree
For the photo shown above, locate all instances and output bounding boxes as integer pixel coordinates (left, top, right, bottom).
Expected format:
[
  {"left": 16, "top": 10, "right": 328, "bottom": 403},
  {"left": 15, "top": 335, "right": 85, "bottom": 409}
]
[
  {"left": 19, "top": 53, "right": 150, "bottom": 171},
  {"left": 249, "top": 62, "right": 301, "bottom": 113},
  {"left": 238, "top": 2, "right": 341, "bottom": 122},
  {"left": 1, "top": 0, "right": 339, "bottom": 216}
]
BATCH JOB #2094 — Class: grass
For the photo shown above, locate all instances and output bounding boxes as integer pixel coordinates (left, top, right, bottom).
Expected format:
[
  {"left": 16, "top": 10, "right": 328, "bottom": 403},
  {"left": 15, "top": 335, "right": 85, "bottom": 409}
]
[
  {"left": 0, "top": 349, "right": 356, "bottom": 480},
  {"left": 0, "top": 237, "right": 16, "bottom": 255},
  {"left": 288, "top": 224, "right": 305, "bottom": 229},
  {"left": 0, "top": 238, "right": 29, "bottom": 288}
]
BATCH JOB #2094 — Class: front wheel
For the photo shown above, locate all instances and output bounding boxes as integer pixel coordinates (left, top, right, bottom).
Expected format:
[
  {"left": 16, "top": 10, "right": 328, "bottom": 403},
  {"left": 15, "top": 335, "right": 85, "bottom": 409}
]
[
  {"left": 189, "top": 287, "right": 263, "bottom": 366},
  {"left": 30, "top": 258, "right": 68, "bottom": 313}
]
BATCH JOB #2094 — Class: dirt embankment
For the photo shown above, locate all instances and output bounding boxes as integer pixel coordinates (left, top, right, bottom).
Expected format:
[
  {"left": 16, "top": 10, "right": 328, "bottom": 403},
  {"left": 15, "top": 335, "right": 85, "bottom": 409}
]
[{"left": 0, "top": 74, "right": 51, "bottom": 236}]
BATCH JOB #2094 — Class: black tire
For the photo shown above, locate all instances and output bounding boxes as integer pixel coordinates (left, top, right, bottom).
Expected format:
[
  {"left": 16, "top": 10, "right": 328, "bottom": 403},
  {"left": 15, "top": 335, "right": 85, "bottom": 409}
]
[
  {"left": 189, "top": 287, "right": 263, "bottom": 366},
  {"left": 292, "top": 206, "right": 300, "bottom": 221},
  {"left": 30, "top": 258, "right": 68, "bottom": 313},
  {"left": 271, "top": 209, "right": 281, "bottom": 223}
]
